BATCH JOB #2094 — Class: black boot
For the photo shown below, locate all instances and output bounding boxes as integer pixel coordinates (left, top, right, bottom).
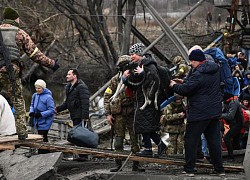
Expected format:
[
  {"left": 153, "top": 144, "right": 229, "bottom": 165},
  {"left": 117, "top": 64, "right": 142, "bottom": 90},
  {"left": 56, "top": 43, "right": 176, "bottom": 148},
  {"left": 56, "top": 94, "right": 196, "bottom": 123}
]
[
  {"left": 18, "top": 134, "right": 28, "bottom": 141},
  {"left": 110, "top": 159, "right": 122, "bottom": 172},
  {"left": 158, "top": 141, "right": 167, "bottom": 156},
  {"left": 132, "top": 161, "right": 145, "bottom": 172}
]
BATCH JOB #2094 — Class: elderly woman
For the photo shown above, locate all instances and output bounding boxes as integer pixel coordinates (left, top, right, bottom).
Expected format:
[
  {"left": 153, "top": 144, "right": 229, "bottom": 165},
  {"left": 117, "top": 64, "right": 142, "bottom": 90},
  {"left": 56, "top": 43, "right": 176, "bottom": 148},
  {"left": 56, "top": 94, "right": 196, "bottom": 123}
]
[{"left": 29, "top": 79, "right": 55, "bottom": 153}]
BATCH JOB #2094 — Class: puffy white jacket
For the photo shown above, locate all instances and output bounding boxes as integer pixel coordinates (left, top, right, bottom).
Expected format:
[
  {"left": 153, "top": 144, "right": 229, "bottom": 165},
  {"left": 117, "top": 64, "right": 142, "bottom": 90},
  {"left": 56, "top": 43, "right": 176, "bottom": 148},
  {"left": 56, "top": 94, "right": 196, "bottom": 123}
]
[{"left": 0, "top": 95, "right": 16, "bottom": 136}]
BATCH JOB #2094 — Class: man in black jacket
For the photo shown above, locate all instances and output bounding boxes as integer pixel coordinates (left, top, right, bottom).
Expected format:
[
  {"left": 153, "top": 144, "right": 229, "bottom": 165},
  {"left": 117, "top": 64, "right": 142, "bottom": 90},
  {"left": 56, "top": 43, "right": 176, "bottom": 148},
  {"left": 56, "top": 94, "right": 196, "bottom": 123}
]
[
  {"left": 56, "top": 68, "right": 90, "bottom": 161},
  {"left": 170, "top": 48, "right": 225, "bottom": 176},
  {"left": 221, "top": 94, "right": 243, "bottom": 160},
  {"left": 56, "top": 68, "right": 90, "bottom": 126}
]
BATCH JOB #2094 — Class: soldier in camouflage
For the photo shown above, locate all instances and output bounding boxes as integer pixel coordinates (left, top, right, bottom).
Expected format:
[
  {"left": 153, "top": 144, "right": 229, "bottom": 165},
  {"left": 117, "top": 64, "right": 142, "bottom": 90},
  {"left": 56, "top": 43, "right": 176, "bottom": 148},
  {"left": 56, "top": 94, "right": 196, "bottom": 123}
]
[
  {"left": 172, "top": 56, "right": 190, "bottom": 79},
  {"left": 0, "top": 7, "right": 59, "bottom": 140},
  {"left": 104, "top": 55, "right": 144, "bottom": 172},
  {"left": 160, "top": 95, "right": 186, "bottom": 155}
]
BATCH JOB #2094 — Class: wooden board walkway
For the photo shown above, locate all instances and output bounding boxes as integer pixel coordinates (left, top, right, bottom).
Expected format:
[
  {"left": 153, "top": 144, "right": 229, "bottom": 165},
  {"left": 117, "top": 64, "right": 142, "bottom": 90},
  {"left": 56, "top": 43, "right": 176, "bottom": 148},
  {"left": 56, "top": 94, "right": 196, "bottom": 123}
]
[
  {"left": 18, "top": 141, "right": 244, "bottom": 172},
  {"left": 0, "top": 134, "right": 43, "bottom": 150}
]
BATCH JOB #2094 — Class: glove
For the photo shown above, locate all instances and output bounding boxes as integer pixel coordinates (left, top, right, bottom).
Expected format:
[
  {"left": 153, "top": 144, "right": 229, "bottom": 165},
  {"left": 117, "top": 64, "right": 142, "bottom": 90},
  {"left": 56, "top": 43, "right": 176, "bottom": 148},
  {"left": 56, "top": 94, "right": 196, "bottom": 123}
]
[
  {"left": 29, "top": 112, "right": 34, "bottom": 117},
  {"left": 34, "top": 112, "right": 42, "bottom": 118},
  {"left": 51, "top": 60, "right": 59, "bottom": 72}
]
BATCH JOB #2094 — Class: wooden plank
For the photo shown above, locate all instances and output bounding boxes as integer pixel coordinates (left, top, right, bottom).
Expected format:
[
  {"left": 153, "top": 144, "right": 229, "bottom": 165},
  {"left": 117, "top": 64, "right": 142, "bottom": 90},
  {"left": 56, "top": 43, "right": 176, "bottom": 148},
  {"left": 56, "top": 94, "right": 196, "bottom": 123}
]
[
  {"left": 0, "top": 134, "right": 43, "bottom": 144},
  {"left": 19, "top": 141, "right": 243, "bottom": 172},
  {"left": 0, "top": 144, "right": 15, "bottom": 150}
]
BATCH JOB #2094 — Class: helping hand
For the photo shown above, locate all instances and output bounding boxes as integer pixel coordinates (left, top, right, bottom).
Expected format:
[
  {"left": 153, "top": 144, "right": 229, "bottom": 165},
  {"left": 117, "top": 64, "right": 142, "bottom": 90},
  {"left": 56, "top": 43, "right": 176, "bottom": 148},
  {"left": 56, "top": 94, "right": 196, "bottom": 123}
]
[{"left": 52, "top": 60, "right": 59, "bottom": 72}]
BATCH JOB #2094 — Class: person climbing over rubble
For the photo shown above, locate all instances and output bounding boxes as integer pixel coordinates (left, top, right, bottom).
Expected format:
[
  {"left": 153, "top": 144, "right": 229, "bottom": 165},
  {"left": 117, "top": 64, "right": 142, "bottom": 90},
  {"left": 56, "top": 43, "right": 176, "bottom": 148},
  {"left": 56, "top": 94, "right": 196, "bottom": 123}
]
[
  {"left": 104, "top": 55, "right": 144, "bottom": 172},
  {"left": 122, "top": 43, "right": 167, "bottom": 158},
  {"left": 0, "top": 7, "right": 59, "bottom": 141},
  {"left": 29, "top": 79, "right": 55, "bottom": 154}
]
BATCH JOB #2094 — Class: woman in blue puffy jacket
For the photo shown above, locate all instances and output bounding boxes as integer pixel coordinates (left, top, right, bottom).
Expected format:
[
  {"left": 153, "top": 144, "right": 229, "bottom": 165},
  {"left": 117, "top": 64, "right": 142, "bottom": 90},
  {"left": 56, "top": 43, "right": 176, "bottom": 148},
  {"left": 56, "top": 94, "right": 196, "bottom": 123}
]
[{"left": 29, "top": 79, "right": 55, "bottom": 153}]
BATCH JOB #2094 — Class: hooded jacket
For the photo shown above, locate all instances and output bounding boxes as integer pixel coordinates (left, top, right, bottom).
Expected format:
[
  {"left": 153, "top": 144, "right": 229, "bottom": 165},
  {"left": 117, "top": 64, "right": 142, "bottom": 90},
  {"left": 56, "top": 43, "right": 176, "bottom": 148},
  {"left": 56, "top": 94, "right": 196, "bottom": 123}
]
[
  {"left": 221, "top": 97, "right": 243, "bottom": 128},
  {"left": 30, "top": 88, "right": 55, "bottom": 130},
  {"left": 173, "top": 60, "right": 222, "bottom": 122}
]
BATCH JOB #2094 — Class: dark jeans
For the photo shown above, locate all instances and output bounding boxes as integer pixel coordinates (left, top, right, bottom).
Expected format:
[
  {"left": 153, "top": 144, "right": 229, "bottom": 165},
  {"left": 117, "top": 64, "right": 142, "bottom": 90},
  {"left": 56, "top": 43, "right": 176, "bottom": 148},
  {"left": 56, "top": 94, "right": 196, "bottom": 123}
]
[
  {"left": 38, "top": 130, "right": 49, "bottom": 154},
  {"left": 224, "top": 125, "right": 242, "bottom": 158},
  {"left": 142, "top": 132, "right": 161, "bottom": 149},
  {"left": 184, "top": 119, "right": 224, "bottom": 173}
]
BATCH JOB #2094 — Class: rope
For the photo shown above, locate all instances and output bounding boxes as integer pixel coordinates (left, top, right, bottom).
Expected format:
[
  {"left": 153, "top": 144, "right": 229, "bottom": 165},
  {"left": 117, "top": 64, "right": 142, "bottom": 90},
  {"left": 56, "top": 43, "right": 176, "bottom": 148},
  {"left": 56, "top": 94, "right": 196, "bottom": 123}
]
[{"left": 108, "top": 152, "right": 133, "bottom": 180}]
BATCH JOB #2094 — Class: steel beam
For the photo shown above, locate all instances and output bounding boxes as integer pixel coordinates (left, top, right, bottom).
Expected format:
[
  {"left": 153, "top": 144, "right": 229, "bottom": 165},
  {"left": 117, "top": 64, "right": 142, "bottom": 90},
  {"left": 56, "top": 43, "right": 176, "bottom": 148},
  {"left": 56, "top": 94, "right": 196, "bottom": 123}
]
[{"left": 142, "top": 0, "right": 206, "bottom": 63}]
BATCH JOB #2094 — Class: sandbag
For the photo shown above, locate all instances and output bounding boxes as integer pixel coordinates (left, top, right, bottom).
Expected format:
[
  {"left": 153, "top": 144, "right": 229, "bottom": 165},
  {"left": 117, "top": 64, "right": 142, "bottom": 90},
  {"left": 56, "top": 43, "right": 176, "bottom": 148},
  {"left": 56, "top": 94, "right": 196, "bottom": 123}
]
[{"left": 67, "top": 122, "right": 99, "bottom": 148}]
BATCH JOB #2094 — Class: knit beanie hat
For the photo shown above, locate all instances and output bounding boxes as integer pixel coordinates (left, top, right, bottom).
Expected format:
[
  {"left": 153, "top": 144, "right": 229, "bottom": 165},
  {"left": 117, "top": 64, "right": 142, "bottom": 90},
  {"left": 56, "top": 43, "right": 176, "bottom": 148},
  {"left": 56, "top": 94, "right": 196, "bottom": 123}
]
[
  {"left": 35, "top": 79, "right": 46, "bottom": 89},
  {"left": 129, "top": 43, "right": 145, "bottom": 56},
  {"left": 3, "top": 7, "right": 19, "bottom": 20},
  {"left": 188, "top": 45, "right": 203, "bottom": 55},
  {"left": 188, "top": 49, "right": 206, "bottom": 62}
]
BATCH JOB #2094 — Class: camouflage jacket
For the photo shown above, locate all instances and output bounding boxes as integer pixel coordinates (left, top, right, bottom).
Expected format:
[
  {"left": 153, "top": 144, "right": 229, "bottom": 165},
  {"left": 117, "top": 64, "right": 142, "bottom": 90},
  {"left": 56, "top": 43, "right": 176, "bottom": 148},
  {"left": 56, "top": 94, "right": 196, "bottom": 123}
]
[
  {"left": 174, "top": 63, "right": 190, "bottom": 79},
  {"left": 104, "top": 74, "right": 134, "bottom": 116},
  {"left": 162, "top": 101, "right": 186, "bottom": 133},
  {"left": 0, "top": 23, "right": 55, "bottom": 74}
]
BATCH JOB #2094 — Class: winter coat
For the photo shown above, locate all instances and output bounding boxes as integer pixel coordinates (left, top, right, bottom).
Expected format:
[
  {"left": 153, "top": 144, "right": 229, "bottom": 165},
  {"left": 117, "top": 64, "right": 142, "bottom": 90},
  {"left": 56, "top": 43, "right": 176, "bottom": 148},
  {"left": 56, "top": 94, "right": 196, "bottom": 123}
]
[
  {"left": 243, "top": 70, "right": 250, "bottom": 87},
  {"left": 173, "top": 60, "right": 222, "bottom": 122},
  {"left": 0, "top": 95, "right": 16, "bottom": 135},
  {"left": 30, "top": 88, "right": 55, "bottom": 130},
  {"left": 239, "top": 87, "right": 250, "bottom": 101},
  {"left": 57, "top": 79, "right": 89, "bottom": 120},
  {"left": 124, "top": 54, "right": 161, "bottom": 134},
  {"left": 221, "top": 98, "right": 244, "bottom": 128}
]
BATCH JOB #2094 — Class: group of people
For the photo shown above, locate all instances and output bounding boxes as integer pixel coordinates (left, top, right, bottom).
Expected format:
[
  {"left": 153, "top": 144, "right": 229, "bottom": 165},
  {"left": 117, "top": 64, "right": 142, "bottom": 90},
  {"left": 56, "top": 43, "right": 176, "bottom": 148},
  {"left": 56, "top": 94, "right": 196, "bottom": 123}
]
[
  {"left": 104, "top": 43, "right": 227, "bottom": 176},
  {"left": 1, "top": 5, "right": 249, "bottom": 177},
  {"left": 0, "top": 7, "right": 90, "bottom": 159}
]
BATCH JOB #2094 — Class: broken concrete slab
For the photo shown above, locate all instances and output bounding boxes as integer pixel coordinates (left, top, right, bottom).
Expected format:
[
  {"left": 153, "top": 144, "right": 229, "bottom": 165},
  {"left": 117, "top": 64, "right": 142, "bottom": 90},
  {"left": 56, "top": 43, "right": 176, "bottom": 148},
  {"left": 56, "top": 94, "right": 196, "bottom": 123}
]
[{"left": 0, "top": 149, "right": 62, "bottom": 180}]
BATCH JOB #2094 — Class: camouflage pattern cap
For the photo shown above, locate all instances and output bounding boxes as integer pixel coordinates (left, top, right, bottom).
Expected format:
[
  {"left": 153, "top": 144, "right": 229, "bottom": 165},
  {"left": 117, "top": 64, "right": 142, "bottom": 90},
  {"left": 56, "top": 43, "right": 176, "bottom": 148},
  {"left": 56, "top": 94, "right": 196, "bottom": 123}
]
[
  {"left": 116, "top": 55, "right": 131, "bottom": 67},
  {"left": 173, "top": 56, "right": 184, "bottom": 65}
]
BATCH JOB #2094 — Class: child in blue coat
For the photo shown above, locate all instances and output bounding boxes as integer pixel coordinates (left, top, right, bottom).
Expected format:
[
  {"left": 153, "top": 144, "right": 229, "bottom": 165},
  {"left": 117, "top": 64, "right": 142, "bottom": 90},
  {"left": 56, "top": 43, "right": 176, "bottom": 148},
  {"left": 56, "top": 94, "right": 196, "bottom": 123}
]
[{"left": 29, "top": 79, "right": 55, "bottom": 153}]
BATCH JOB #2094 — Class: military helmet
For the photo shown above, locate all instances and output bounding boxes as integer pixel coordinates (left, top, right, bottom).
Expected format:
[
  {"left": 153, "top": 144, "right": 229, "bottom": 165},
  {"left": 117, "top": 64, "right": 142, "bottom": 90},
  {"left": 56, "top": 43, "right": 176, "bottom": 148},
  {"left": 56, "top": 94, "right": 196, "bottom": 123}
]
[
  {"left": 116, "top": 55, "right": 131, "bottom": 67},
  {"left": 173, "top": 56, "right": 184, "bottom": 65}
]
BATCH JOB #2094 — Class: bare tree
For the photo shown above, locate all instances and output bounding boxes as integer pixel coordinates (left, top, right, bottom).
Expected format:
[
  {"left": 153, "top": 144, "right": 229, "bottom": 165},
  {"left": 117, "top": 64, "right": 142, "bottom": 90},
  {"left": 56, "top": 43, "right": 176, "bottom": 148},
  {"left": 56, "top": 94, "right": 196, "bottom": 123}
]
[{"left": 48, "top": 0, "right": 119, "bottom": 75}]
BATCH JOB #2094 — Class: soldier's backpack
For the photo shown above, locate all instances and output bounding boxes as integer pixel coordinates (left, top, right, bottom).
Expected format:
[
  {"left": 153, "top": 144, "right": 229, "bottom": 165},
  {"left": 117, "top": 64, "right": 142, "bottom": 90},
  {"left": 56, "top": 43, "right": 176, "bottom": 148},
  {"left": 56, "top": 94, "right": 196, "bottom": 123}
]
[
  {"left": 204, "top": 47, "right": 240, "bottom": 96},
  {"left": 156, "top": 65, "right": 174, "bottom": 104}
]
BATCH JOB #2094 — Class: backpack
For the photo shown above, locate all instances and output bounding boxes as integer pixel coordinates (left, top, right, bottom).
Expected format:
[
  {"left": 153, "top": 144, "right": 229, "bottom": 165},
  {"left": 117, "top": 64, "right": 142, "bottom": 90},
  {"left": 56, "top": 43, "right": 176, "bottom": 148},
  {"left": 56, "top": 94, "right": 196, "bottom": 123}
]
[
  {"left": 204, "top": 47, "right": 240, "bottom": 96},
  {"left": 156, "top": 65, "right": 174, "bottom": 104}
]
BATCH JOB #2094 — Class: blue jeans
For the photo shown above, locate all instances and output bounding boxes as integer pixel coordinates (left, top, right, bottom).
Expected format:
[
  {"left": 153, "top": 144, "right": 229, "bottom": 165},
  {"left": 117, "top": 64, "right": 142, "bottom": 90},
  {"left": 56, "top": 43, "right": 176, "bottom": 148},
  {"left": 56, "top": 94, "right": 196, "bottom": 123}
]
[
  {"left": 184, "top": 119, "right": 224, "bottom": 173},
  {"left": 201, "top": 133, "right": 209, "bottom": 157},
  {"left": 142, "top": 132, "right": 161, "bottom": 149}
]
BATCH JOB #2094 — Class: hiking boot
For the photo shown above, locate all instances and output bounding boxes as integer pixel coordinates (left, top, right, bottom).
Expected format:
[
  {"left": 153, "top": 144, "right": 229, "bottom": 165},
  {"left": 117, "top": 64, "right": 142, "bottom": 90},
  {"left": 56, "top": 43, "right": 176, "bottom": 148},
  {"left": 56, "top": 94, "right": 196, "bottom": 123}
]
[
  {"left": 158, "top": 141, "right": 167, "bottom": 156},
  {"left": 18, "top": 134, "right": 28, "bottom": 141},
  {"left": 136, "top": 149, "right": 153, "bottom": 157},
  {"left": 132, "top": 161, "right": 145, "bottom": 172},
  {"left": 110, "top": 159, "right": 122, "bottom": 172}
]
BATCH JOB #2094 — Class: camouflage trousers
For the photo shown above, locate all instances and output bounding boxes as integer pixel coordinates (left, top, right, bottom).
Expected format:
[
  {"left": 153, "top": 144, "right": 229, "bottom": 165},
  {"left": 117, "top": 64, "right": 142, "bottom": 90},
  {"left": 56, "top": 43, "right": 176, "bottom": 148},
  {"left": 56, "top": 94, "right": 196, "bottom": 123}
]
[
  {"left": 166, "top": 133, "right": 184, "bottom": 155},
  {"left": 0, "top": 72, "right": 27, "bottom": 136},
  {"left": 113, "top": 110, "right": 140, "bottom": 154}
]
